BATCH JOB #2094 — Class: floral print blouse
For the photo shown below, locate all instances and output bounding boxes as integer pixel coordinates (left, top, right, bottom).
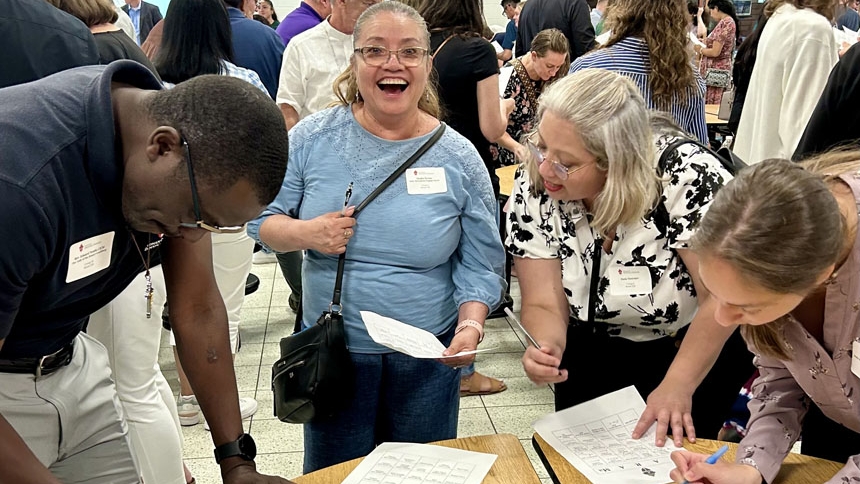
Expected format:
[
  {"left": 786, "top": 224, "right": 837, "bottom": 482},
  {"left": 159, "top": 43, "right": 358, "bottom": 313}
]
[
  {"left": 491, "top": 58, "right": 544, "bottom": 167},
  {"left": 737, "top": 174, "right": 860, "bottom": 484},
  {"left": 505, "top": 134, "right": 732, "bottom": 341}
]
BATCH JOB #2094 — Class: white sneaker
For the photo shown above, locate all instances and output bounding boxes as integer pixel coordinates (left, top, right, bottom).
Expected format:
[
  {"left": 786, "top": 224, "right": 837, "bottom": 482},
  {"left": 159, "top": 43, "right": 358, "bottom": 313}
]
[
  {"left": 203, "top": 396, "right": 259, "bottom": 431},
  {"left": 252, "top": 252, "right": 278, "bottom": 264},
  {"left": 177, "top": 395, "right": 201, "bottom": 426}
]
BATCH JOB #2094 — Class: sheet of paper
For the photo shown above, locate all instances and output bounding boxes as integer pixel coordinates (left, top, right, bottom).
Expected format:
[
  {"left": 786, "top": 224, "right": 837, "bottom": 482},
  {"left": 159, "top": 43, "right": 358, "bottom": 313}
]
[
  {"left": 596, "top": 30, "right": 612, "bottom": 45},
  {"left": 533, "top": 386, "right": 676, "bottom": 484},
  {"left": 688, "top": 31, "right": 706, "bottom": 48},
  {"left": 342, "top": 442, "right": 497, "bottom": 484},
  {"left": 844, "top": 25, "right": 859, "bottom": 45},
  {"left": 499, "top": 65, "right": 514, "bottom": 95},
  {"left": 491, "top": 40, "right": 504, "bottom": 54},
  {"left": 361, "top": 311, "right": 495, "bottom": 359}
]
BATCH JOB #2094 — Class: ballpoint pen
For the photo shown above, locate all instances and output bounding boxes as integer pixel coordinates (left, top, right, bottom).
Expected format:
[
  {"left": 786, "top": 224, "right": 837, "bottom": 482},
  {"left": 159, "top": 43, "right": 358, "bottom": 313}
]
[
  {"left": 681, "top": 444, "right": 729, "bottom": 484},
  {"left": 504, "top": 307, "right": 541, "bottom": 349},
  {"left": 341, "top": 182, "right": 354, "bottom": 216}
]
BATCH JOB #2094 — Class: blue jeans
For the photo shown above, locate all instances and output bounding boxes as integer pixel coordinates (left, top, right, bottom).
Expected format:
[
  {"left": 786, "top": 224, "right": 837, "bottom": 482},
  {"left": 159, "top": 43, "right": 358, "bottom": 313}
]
[{"left": 303, "top": 331, "right": 461, "bottom": 473}]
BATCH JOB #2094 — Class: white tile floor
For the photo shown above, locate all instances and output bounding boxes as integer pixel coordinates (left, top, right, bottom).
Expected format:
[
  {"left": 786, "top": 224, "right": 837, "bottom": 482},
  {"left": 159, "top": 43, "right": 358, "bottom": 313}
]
[{"left": 158, "top": 261, "right": 555, "bottom": 483}]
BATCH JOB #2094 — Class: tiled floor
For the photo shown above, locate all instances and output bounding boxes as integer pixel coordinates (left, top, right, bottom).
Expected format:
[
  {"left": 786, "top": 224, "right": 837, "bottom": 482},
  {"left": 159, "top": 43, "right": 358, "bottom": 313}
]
[{"left": 158, "top": 261, "right": 555, "bottom": 483}]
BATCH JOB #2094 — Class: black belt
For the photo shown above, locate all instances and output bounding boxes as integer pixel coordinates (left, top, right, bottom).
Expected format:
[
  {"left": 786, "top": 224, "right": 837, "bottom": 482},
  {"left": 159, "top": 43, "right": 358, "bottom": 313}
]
[{"left": 0, "top": 341, "right": 75, "bottom": 377}]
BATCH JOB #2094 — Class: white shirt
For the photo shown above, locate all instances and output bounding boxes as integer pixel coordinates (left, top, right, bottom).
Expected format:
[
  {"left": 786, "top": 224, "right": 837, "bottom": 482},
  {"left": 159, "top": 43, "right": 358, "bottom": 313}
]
[
  {"left": 113, "top": 6, "right": 135, "bottom": 41},
  {"left": 276, "top": 19, "right": 353, "bottom": 122},
  {"left": 734, "top": 4, "right": 838, "bottom": 164}
]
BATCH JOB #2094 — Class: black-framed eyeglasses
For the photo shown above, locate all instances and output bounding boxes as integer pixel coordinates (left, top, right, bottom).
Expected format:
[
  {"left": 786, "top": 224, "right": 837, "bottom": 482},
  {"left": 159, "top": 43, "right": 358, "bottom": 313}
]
[
  {"left": 354, "top": 46, "right": 429, "bottom": 67},
  {"left": 526, "top": 134, "right": 593, "bottom": 181},
  {"left": 177, "top": 137, "right": 245, "bottom": 234}
]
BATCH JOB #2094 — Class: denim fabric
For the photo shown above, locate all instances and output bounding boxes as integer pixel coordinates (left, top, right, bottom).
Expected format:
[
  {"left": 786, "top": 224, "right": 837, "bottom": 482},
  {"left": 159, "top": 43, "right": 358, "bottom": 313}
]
[{"left": 303, "top": 329, "right": 460, "bottom": 472}]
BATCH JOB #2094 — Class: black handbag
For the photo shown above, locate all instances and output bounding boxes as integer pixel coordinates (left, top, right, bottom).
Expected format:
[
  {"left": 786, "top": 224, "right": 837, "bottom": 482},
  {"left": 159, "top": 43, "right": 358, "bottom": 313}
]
[{"left": 271, "top": 123, "right": 446, "bottom": 424}]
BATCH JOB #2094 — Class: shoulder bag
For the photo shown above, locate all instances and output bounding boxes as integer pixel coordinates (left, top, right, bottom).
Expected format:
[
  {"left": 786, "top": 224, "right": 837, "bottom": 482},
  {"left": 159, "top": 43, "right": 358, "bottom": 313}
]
[{"left": 271, "top": 123, "right": 446, "bottom": 424}]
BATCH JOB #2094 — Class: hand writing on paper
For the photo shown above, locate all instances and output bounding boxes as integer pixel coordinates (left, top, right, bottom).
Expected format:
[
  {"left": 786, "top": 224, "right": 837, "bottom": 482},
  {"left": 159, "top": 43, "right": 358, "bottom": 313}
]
[
  {"left": 521, "top": 343, "right": 568, "bottom": 385},
  {"left": 439, "top": 328, "right": 480, "bottom": 368},
  {"left": 632, "top": 380, "right": 695, "bottom": 448},
  {"left": 307, "top": 207, "right": 356, "bottom": 254},
  {"left": 669, "top": 450, "right": 761, "bottom": 484}
]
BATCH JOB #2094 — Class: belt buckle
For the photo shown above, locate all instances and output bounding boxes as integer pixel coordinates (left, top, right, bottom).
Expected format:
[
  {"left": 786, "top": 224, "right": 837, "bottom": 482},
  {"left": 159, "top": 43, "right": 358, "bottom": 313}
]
[{"left": 36, "top": 354, "right": 49, "bottom": 378}]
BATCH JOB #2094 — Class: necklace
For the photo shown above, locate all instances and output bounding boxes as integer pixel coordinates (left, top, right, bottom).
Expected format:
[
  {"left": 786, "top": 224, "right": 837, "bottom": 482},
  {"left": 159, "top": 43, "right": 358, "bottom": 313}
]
[{"left": 130, "top": 232, "right": 154, "bottom": 318}]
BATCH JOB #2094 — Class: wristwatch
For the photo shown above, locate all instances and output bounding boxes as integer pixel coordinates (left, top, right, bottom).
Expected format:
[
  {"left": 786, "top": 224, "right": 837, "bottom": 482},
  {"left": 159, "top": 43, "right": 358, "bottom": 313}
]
[{"left": 214, "top": 433, "right": 257, "bottom": 464}]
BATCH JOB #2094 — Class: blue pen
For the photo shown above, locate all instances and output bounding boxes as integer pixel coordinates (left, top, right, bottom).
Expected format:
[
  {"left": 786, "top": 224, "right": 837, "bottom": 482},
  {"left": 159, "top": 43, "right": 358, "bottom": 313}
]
[{"left": 681, "top": 445, "right": 729, "bottom": 484}]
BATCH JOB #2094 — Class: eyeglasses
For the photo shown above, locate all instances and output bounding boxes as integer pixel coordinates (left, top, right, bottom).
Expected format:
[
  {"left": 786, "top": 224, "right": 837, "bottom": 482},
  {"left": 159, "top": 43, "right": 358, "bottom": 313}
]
[
  {"left": 178, "top": 137, "right": 245, "bottom": 234},
  {"left": 526, "top": 136, "right": 592, "bottom": 181},
  {"left": 354, "top": 46, "right": 429, "bottom": 67}
]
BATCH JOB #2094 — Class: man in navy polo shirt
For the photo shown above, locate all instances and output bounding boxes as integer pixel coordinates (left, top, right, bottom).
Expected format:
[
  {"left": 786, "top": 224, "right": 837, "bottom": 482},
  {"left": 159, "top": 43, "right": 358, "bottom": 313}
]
[
  {"left": 0, "top": 61, "right": 293, "bottom": 484},
  {"left": 224, "top": 0, "right": 285, "bottom": 99}
]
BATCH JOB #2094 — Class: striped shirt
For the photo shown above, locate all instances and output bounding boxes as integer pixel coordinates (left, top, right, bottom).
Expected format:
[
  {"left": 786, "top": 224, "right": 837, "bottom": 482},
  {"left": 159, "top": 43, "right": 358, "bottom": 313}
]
[
  {"left": 569, "top": 37, "right": 708, "bottom": 144},
  {"left": 162, "top": 61, "right": 268, "bottom": 95}
]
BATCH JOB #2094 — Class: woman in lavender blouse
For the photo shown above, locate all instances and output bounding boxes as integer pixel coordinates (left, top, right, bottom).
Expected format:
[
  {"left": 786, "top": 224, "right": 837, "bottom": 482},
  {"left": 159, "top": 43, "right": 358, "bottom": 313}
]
[{"left": 669, "top": 153, "right": 860, "bottom": 484}]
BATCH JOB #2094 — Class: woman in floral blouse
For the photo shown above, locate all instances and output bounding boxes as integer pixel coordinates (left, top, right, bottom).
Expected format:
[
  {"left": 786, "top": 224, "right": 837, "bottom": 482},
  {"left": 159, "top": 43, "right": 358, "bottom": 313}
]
[
  {"left": 491, "top": 28, "right": 569, "bottom": 167},
  {"left": 668, "top": 154, "right": 860, "bottom": 484},
  {"left": 507, "top": 68, "right": 753, "bottom": 442},
  {"left": 694, "top": 0, "right": 739, "bottom": 105}
]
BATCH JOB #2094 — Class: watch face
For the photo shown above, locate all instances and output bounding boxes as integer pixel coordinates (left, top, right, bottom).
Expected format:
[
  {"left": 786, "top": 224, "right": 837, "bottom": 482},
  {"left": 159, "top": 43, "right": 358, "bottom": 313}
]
[{"left": 240, "top": 433, "right": 257, "bottom": 460}]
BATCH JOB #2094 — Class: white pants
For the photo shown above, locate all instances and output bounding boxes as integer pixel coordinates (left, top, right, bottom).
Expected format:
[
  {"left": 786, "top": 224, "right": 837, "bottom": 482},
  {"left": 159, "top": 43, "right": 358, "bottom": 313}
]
[
  {"left": 0, "top": 333, "right": 141, "bottom": 483},
  {"left": 169, "top": 231, "right": 255, "bottom": 352},
  {"left": 87, "top": 265, "right": 186, "bottom": 484}
]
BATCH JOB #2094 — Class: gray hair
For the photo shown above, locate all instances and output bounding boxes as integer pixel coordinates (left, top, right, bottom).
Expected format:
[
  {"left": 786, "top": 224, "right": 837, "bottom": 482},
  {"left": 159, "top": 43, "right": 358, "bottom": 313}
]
[
  {"left": 333, "top": 1, "right": 440, "bottom": 117},
  {"left": 527, "top": 68, "right": 660, "bottom": 238}
]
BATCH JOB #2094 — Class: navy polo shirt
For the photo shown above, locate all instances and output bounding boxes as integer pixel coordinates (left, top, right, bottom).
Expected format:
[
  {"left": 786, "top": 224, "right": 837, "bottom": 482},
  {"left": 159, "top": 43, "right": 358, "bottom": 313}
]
[
  {"left": 0, "top": 61, "right": 163, "bottom": 359},
  {"left": 227, "top": 7, "right": 285, "bottom": 99}
]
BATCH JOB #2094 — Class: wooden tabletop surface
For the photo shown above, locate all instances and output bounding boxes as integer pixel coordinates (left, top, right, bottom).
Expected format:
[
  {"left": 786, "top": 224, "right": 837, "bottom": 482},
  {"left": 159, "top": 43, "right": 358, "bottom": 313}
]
[
  {"left": 533, "top": 433, "right": 843, "bottom": 484},
  {"left": 293, "top": 433, "right": 541, "bottom": 484},
  {"left": 705, "top": 103, "right": 727, "bottom": 125},
  {"left": 496, "top": 164, "right": 519, "bottom": 199}
]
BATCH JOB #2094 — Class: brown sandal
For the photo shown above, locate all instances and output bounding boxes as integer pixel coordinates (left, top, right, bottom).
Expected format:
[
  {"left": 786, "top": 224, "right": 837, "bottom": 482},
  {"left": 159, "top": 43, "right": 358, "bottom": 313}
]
[{"left": 460, "top": 371, "right": 507, "bottom": 397}]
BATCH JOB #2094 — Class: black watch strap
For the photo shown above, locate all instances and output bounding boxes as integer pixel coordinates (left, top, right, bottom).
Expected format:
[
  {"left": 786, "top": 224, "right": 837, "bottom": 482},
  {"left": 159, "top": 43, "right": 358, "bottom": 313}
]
[{"left": 214, "top": 433, "right": 257, "bottom": 464}]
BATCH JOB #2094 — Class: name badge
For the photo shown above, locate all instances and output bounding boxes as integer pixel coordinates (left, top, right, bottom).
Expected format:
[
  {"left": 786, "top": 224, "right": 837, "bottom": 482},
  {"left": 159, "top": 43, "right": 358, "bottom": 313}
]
[
  {"left": 406, "top": 167, "right": 447, "bottom": 195},
  {"left": 66, "top": 232, "right": 114, "bottom": 283},
  {"left": 852, "top": 341, "right": 860, "bottom": 379},
  {"left": 608, "top": 265, "right": 653, "bottom": 296}
]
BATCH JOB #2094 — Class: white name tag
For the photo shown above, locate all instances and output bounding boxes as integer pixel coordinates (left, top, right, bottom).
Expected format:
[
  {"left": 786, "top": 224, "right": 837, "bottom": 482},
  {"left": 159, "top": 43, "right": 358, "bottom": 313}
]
[
  {"left": 852, "top": 341, "right": 860, "bottom": 379},
  {"left": 608, "top": 265, "right": 653, "bottom": 296},
  {"left": 406, "top": 167, "right": 447, "bottom": 195},
  {"left": 66, "top": 232, "right": 114, "bottom": 283}
]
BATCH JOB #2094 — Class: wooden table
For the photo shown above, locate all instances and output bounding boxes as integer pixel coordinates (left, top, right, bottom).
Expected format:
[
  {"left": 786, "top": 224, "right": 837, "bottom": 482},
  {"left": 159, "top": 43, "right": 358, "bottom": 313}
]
[
  {"left": 293, "top": 434, "right": 541, "bottom": 484},
  {"left": 705, "top": 103, "right": 727, "bottom": 125},
  {"left": 533, "top": 433, "right": 843, "bottom": 484},
  {"left": 496, "top": 164, "right": 519, "bottom": 199}
]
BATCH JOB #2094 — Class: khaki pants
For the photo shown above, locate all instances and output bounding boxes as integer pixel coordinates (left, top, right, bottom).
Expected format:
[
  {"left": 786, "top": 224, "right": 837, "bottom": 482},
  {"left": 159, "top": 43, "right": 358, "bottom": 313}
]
[{"left": 0, "top": 332, "right": 141, "bottom": 483}]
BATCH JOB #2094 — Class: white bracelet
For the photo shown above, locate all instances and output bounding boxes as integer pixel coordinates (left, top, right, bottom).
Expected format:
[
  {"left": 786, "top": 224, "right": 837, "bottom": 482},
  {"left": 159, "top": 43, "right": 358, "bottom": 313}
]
[{"left": 455, "top": 319, "right": 484, "bottom": 343}]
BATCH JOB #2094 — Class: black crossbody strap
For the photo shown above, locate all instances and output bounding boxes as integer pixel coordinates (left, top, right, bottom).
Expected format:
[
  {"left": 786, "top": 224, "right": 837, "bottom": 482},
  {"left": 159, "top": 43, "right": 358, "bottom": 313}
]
[
  {"left": 586, "top": 238, "right": 603, "bottom": 328},
  {"left": 329, "top": 123, "right": 447, "bottom": 310}
]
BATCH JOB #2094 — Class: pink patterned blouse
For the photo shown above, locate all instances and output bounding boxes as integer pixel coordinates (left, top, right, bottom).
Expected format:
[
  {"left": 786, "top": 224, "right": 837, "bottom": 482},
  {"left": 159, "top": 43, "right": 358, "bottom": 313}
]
[{"left": 737, "top": 174, "right": 860, "bottom": 483}]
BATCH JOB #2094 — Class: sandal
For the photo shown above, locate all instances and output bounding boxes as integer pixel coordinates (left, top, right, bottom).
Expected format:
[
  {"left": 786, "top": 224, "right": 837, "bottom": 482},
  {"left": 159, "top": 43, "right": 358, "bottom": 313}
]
[{"left": 460, "top": 371, "right": 507, "bottom": 397}]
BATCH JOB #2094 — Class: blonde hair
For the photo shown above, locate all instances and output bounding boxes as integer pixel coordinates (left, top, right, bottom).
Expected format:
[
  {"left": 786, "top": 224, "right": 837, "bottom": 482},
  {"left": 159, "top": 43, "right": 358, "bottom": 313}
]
[
  {"left": 691, "top": 151, "right": 860, "bottom": 359},
  {"left": 765, "top": 0, "right": 837, "bottom": 20},
  {"left": 48, "top": 0, "right": 118, "bottom": 26},
  {"left": 527, "top": 69, "right": 660, "bottom": 238},
  {"left": 333, "top": 2, "right": 440, "bottom": 118},
  {"left": 529, "top": 28, "right": 570, "bottom": 86}
]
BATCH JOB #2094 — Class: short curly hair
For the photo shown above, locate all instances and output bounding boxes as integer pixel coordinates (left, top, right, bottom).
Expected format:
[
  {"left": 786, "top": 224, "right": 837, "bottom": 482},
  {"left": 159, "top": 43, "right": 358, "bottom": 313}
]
[{"left": 144, "top": 75, "right": 288, "bottom": 205}]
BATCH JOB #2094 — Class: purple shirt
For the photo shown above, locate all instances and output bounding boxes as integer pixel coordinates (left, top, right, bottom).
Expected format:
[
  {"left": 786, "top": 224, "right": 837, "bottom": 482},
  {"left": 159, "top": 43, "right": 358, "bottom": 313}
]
[{"left": 275, "top": 1, "right": 324, "bottom": 48}]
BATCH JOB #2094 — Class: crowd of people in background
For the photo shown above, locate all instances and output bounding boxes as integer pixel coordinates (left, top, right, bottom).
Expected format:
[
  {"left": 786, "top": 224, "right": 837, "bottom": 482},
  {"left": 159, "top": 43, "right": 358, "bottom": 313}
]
[{"left": 2, "top": 0, "right": 860, "bottom": 483}]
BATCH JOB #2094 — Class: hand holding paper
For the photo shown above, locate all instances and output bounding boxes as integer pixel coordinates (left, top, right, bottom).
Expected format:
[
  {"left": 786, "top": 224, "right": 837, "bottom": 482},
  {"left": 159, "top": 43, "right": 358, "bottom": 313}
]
[{"left": 361, "top": 311, "right": 495, "bottom": 359}]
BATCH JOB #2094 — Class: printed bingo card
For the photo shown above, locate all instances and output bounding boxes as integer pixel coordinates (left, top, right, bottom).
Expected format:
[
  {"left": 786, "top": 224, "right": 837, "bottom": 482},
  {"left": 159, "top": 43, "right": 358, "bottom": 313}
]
[
  {"left": 533, "top": 386, "right": 676, "bottom": 484},
  {"left": 341, "top": 442, "right": 497, "bottom": 484}
]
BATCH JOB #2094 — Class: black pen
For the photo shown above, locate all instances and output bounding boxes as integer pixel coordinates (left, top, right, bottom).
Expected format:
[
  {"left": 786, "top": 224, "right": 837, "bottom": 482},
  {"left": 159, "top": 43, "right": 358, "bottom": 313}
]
[{"left": 341, "top": 182, "right": 354, "bottom": 216}]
